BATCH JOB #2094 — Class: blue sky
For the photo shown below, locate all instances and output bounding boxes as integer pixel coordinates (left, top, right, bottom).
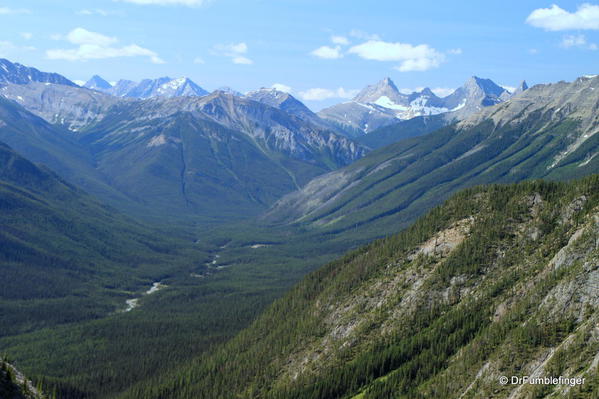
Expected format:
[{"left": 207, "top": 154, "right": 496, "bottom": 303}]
[{"left": 0, "top": 0, "right": 598, "bottom": 110}]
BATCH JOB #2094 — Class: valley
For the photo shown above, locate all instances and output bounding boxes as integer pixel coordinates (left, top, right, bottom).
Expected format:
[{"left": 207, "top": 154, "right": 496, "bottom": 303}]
[{"left": 0, "top": 52, "right": 597, "bottom": 399}]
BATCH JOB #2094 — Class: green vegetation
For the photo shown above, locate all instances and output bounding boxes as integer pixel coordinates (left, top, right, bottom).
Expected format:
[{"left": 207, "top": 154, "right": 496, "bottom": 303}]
[
  {"left": 117, "top": 176, "right": 599, "bottom": 399},
  {"left": 266, "top": 112, "right": 599, "bottom": 250},
  {"left": 355, "top": 114, "right": 449, "bottom": 149}
]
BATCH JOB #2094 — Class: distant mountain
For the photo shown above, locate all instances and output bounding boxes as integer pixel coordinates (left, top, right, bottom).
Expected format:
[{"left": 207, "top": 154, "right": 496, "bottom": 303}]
[
  {"left": 0, "top": 69, "right": 366, "bottom": 221},
  {"left": 154, "top": 77, "right": 209, "bottom": 97},
  {"left": 73, "top": 91, "right": 367, "bottom": 220},
  {"left": 215, "top": 86, "right": 243, "bottom": 96},
  {"left": 110, "top": 79, "right": 138, "bottom": 96},
  {"left": 0, "top": 58, "right": 76, "bottom": 87},
  {"left": 96, "top": 76, "right": 209, "bottom": 98},
  {"left": 512, "top": 80, "right": 529, "bottom": 96},
  {"left": 84, "top": 74, "right": 112, "bottom": 91},
  {"left": 318, "top": 76, "right": 519, "bottom": 135},
  {"left": 266, "top": 75, "right": 598, "bottom": 244},
  {"left": 0, "top": 80, "right": 123, "bottom": 130},
  {"left": 245, "top": 88, "right": 343, "bottom": 133}
]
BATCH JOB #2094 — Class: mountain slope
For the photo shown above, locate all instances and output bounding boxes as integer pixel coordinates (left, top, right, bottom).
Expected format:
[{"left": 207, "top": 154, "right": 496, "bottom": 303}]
[
  {"left": 0, "top": 141, "right": 202, "bottom": 337},
  {"left": 0, "top": 96, "right": 130, "bottom": 205},
  {"left": 120, "top": 176, "right": 599, "bottom": 399},
  {"left": 265, "top": 76, "right": 599, "bottom": 244}
]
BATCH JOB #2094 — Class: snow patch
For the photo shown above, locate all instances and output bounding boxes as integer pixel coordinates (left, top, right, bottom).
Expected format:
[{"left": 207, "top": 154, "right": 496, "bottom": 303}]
[
  {"left": 374, "top": 95, "right": 408, "bottom": 111},
  {"left": 148, "top": 134, "right": 167, "bottom": 147},
  {"left": 579, "top": 152, "right": 597, "bottom": 167}
]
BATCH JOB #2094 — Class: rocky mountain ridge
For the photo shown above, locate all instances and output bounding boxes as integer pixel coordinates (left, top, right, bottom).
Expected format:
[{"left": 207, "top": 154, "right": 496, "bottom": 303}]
[
  {"left": 318, "top": 76, "right": 523, "bottom": 135},
  {"left": 85, "top": 75, "right": 209, "bottom": 99},
  {"left": 265, "top": 74, "right": 597, "bottom": 244}
]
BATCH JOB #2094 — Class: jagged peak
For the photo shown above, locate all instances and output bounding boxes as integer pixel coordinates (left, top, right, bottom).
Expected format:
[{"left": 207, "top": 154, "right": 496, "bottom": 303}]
[{"left": 85, "top": 75, "right": 112, "bottom": 90}]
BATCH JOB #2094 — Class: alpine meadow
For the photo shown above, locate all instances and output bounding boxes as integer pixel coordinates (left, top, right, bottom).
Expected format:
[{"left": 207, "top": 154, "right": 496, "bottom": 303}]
[{"left": 0, "top": 1, "right": 598, "bottom": 398}]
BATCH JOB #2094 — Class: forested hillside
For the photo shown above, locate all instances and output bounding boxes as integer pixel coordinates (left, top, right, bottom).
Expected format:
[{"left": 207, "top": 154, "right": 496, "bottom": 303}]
[{"left": 122, "top": 176, "right": 599, "bottom": 399}]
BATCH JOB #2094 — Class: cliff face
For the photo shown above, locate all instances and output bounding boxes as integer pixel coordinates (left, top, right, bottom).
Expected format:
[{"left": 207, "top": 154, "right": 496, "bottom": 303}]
[
  {"left": 123, "top": 176, "right": 599, "bottom": 399},
  {"left": 0, "top": 359, "right": 44, "bottom": 399}
]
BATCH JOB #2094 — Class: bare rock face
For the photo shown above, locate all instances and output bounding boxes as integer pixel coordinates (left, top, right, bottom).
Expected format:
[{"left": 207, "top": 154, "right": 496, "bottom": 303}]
[{"left": 0, "top": 82, "right": 122, "bottom": 130}]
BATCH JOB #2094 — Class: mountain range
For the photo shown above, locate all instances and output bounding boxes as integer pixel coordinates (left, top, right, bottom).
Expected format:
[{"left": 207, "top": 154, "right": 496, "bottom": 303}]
[
  {"left": 84, "top": 75, "right": 210, "bottom": 98},
  {"left": 0, "top": 58, "right": 366, "bottom": 221},
  {"left": 0, "top": 56, "right": 598, "bottom": 399},
  {"left": 318, "top": 76, "right": 527, "bottom": 136},
  {"left": 265, "top": 75, "right": 598, "bottom": 243}
]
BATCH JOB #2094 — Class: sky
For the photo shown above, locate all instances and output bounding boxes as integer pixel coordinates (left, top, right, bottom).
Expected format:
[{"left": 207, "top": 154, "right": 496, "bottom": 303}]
[{"left": 0, "top": 0, "right": 598, "bottom": 110}]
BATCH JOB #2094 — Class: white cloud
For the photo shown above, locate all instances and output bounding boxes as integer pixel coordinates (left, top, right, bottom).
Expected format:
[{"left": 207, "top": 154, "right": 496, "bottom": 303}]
[
  {"left": 0, "top": 7, "right": 29, "bottom": 14},
  {"left": 193, "top": 56, "right": 205, "bottom": 64},
  {"left": 501, "top": 85, "right": 516, "bottom": 93},
  {"left": 271, "top": 83, "right": 292, "bottom": 93},
  {"left": 526, "top": 3, "right": 599, "bottom": 31},
  {"left": 66, "top": 28, "right": 117, "bottom": 47},
  {"left": 299, "top": 87, "right": 358, "bottom": 101},
  {"left": 76, "top": 9, "right": 117, "bottom": 16},
  {"left": 20, "top": 32, "right": 32, "bottom": 40},
  {"left": 0, "top": 40, "right": 35, "bottom": 56},
  {"left": 73, "top": 80, "right": 86, "bottom": 86},
  {"left": 349, "top": 29, "right": 380, "bottom": 41},
  {"left": 348, "top": 40, "right": 445, "bottom": 72},
  {"left": 213, "top": 42, "right": 253, "bottom": 65},
  {"left": 529, "top": 48, "right": 540, "bottom": 54},
  {"left": 118, "top": 0, "right": 209, "bottom": 5},
  {"left": 46, "top": 27, "right": 165, "bottom": 64},
  {"left": 311, "top": 45, "right": 343, "bottom": 59},
  {"left": 448, "top": 48, "right": 462, "bottom": 55},
  {"left": 560, "top": 34, "right": 597, "bottom": 50},
  {"left": 232, "top": 56, "right": 252, "bottom": 64},
  {"left": 331, "top": 35, "right": 349, "bottom": 45}
]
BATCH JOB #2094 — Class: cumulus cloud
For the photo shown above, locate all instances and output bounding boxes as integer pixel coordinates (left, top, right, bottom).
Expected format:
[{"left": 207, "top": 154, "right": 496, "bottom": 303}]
[
  {"left": 331, "top": 35, "right": 349, "bottom": 45},
  {"left": 311, "top": 45, "right": 343, "bottom": 59},
  {"left": 46, "top": 27, "right": 165, "bottom": 64},
  {"left": 526, "top": 3, "right": 599, "bottom": 31},
  {"left": 73, "top": 80, "right": 86, "bottom": 86},
  {"left": 213, "top": 42, "right": 253, "bottom": 65},
  {"left": 271, "top": 83, "right": 292, "bottom": 92},
  {"left": 299, "top": 87, "right": 358, "bottom": 101},
  {"left": 560, "top": 34, "right": 598, "bottom": 49},
  {"left": 118, "top": 0, "right": 209, "bottom": 5},
  {"left": 448, "top": 48, "right": 463, "bottom": 55},
  {"left": 348, "top": 40, "right": 445, "bottom": 72}
]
